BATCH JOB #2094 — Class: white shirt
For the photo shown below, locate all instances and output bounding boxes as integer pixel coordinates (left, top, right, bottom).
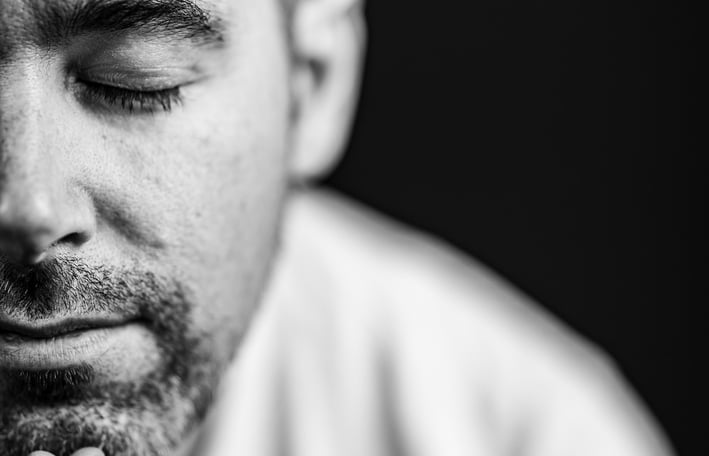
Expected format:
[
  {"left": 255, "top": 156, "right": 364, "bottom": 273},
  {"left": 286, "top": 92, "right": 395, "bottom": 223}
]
[{"left": 197, "top": 189, "right": 675, "bottom": 456}]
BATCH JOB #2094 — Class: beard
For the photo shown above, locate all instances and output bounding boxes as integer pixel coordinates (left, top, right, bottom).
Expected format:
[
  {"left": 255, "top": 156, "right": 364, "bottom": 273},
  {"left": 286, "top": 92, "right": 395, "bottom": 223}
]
[{"left": 0, "top": 257, "right": 224, "bottom": 456}]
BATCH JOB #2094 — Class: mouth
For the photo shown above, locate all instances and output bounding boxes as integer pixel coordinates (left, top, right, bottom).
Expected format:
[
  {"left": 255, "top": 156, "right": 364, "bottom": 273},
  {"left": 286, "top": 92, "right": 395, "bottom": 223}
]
[
  {"left": 0, "top": 315, "right": 154, "bottom": 371},
  {"left": 0, "top": 317, "right": 132, "bottom": 340}
]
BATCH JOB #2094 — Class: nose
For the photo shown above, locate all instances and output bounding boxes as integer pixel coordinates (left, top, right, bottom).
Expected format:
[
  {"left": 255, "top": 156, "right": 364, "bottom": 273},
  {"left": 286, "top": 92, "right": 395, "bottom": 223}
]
[
  {"left": 0, "top": 176, "right": 95, "bottom": 264},
  {"left": 0, "top": 75, "right": 95, "bottom": 265}
]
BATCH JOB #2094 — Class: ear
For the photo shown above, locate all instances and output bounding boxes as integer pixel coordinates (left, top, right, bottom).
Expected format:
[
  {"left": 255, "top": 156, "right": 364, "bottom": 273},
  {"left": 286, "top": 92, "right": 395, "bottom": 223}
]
[{"left": 288, "top": 0, "right": 366, "bottom": 181}]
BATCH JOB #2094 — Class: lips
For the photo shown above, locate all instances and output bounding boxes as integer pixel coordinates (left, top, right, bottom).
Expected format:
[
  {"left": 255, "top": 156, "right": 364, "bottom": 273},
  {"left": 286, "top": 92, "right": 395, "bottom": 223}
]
[
  {"left": 0, "top": 314, "right": 155, "bottom": 371},
  {"left": 0, "top": 316, "right": 136, "bottom": 340}
]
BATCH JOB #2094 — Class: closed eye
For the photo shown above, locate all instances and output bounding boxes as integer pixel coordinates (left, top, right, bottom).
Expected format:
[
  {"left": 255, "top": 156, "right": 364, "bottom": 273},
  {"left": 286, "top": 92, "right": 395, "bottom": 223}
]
[{"left": 78, "top": 80, "right": 183, "bottom": 114}]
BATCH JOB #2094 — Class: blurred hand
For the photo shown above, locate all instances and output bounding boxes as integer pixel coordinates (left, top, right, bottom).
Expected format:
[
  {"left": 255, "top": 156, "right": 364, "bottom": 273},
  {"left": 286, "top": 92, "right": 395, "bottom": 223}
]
[{"left": 29, "top": 448, "right": 105, "bottom": 456}]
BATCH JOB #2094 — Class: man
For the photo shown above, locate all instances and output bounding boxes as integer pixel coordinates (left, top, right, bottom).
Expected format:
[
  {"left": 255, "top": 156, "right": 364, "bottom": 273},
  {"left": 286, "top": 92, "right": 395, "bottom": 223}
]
[{"left": 0, "top": 0, "right": 675, "bottom": 455}]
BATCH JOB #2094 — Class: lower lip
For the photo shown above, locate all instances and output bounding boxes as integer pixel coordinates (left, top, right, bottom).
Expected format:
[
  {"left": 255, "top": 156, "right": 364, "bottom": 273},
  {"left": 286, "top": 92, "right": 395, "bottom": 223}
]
[{"left": 0, "top": 323, "right": 144, "bottom": 370}]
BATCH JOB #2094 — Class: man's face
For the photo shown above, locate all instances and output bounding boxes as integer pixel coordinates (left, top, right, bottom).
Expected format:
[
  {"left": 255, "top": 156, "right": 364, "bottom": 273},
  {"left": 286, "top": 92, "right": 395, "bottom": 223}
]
[{"left": 0, "top": 0, "right": 291, "bottom": 454}]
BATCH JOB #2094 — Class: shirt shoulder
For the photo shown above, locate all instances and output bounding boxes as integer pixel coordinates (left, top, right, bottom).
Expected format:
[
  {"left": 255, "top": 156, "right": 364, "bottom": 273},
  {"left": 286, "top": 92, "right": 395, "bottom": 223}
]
[
  {"left": 285, "top": 188, "right": 608, "bottom": 372},
  {"left": 249, "top": 188, "right": 675, "bottom": 456}
]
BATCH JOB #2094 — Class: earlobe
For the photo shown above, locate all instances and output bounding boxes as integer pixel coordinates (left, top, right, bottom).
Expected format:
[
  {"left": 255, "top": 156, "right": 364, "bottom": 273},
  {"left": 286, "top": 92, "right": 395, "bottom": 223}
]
[{"left": 288, "top": 0, "right": 366, "bottom": 182}]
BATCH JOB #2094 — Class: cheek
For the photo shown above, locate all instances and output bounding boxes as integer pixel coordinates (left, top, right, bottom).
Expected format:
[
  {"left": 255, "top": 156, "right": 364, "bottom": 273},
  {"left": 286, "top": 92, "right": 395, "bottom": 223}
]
[
  {"left": 71, "top": 0, "right": 292, "bottom": 358},
  {"left": 145, "top": 95, "right": 290, "bottom": 352},
  {"left": 149, "top": 0, "right": 292, "bottom": 347}
]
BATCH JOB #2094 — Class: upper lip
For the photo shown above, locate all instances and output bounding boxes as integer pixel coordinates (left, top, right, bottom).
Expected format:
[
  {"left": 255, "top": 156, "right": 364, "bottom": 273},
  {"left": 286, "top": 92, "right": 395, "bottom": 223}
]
[{"left": 0, "top": 316, "right": 133, "bottom": 339}]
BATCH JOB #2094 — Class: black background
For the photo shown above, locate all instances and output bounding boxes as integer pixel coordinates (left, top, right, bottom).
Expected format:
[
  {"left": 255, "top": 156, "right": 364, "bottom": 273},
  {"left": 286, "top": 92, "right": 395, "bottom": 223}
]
[{"left": 324, "top": 1, "right": 699, "bottom": 454}]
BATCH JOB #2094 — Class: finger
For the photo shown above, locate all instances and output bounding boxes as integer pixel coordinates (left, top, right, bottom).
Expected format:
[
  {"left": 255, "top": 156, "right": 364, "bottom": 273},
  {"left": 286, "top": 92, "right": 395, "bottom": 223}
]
[{"left": 71, "top": 449, "right": 105, "bottom": 456}]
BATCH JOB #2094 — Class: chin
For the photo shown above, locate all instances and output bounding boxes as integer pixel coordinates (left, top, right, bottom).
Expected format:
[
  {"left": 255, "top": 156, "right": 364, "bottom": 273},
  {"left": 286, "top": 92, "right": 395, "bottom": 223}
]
[
  {"left": 0, "top": 372, "right": 215, "bottom": 456},
  {"left": 0, "top": 349, "right": 223, "bottom": 456}
]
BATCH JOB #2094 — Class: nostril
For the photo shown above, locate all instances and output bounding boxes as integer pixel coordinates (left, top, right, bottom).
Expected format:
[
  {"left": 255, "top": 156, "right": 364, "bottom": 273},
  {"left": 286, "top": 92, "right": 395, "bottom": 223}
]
[
  {"left": 5, "top": 232, "right": 93, "bottom": 265},
  {"left": 55, "top": 232, "right": 89, "bottom": 246},
  {"left": 52, "top": 231, "right": 92, "bottom": 249},
  {"left": 0, "top": 187, "right": 96, "bottom": 262}
]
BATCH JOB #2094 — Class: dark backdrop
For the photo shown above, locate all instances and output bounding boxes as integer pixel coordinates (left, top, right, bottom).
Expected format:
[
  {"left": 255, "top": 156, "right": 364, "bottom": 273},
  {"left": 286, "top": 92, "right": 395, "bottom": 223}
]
[{"left": 324, "top": 1, "right": 698, "bottom": 454}]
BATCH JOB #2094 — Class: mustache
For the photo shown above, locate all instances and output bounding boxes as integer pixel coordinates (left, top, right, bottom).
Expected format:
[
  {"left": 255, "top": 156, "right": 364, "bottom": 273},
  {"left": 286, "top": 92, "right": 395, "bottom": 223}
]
[{"left": 0, "top": 256, "right": 187, "bottom": 322}]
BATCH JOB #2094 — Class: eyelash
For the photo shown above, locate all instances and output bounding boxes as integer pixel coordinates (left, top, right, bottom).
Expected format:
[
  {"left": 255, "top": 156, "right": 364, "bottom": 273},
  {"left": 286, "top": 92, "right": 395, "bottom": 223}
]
[{"left": 79, "top": 80, "right": 183, "bottom": 114}]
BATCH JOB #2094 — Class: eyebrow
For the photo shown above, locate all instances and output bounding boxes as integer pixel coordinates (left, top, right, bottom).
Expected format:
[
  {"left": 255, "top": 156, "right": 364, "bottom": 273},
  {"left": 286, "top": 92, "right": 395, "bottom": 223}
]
[{"left": 36, "top": 0, "right": 225, "bottom": 47}]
